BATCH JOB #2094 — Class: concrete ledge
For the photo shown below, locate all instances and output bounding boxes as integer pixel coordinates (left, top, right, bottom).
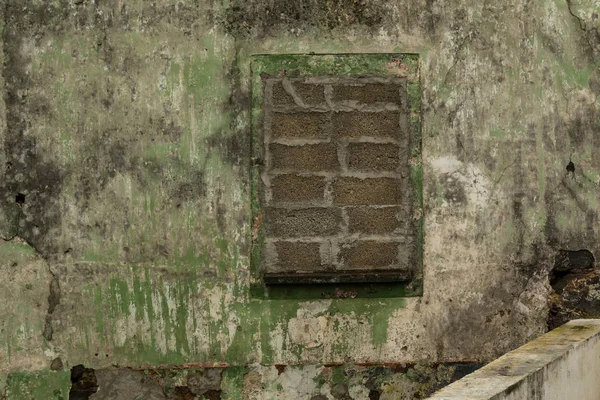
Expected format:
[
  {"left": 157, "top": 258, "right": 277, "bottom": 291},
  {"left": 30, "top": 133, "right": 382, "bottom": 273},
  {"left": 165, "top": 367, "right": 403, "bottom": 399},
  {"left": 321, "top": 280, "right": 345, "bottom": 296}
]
[{"left": 426, "top": 319, "right": 600, "bottom": 400}]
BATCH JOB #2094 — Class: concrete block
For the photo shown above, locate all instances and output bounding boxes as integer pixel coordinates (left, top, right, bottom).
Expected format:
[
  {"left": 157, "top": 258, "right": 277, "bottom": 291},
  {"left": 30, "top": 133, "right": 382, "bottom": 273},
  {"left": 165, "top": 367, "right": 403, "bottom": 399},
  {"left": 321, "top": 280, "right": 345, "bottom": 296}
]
[
  {"left": 270, "top": 175, "right": 326, "bottom": 204},
  {"left": 347, "top": 142, "right": 400, "bottom": 171},
  {"left": 347, "top": 206, "right": 400, "bottom": 234},
  {"left": 338, "top": 241, "right": 398, "bottom": 270},
  {"left": 332, "top": 177, "right": 402, "bottom": 205},
  {"left": 274, "top": 241, "right": 322, "bottom": 272},
  {"left": 270, "top": 143, "right": 339, "bottom": 172},
  {"left": 266, "top": 207, "right": 342, "bottom": 237},
  {"left": 332, "top": 83, "right": 402, "bottom": 104},
  {"left": 332, "top": 111, "right": 401, "bottom": 139},
  {"left": 271, "top": 112, "right": 330, "bottom": 139}
]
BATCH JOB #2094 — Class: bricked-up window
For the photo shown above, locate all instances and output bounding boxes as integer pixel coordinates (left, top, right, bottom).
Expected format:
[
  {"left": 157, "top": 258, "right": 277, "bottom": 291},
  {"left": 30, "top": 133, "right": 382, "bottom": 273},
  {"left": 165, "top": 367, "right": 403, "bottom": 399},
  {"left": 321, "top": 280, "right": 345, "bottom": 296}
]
[{"left": 250, "top": 54, "right": 422, "bottom": 295}]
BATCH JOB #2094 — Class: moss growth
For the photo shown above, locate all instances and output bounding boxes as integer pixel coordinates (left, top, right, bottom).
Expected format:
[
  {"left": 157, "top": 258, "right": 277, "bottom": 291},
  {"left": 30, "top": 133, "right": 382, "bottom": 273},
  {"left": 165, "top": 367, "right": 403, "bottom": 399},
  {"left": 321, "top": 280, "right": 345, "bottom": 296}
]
[{"left": 6, "top": 371, "right": 70, "bottom": 400}]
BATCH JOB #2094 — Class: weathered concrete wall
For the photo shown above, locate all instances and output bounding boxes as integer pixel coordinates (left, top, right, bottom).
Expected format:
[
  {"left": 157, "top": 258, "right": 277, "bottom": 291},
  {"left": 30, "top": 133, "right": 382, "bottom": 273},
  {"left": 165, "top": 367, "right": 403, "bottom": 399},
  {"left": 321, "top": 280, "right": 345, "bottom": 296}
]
[
  {"left": 427, "top": 319, "right": 600, "bottom": 400},
  {"left": 1, "top": 0, "right": 600, "bottom": 397}
]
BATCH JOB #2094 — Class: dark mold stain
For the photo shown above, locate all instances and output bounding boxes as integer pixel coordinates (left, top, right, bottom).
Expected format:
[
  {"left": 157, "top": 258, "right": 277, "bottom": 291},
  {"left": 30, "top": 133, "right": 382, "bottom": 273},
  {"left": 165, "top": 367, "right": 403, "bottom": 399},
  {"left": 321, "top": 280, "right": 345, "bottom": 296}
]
[
  {"left": 171, "top": 173, "right": 206, "bottom": 209},
  {"left": 222, "top": 0, "right": 387, "bottom": 38},
  {"left": 3, "top": 1, "right": 221, "bottom": 262},
  {"left": 205, "top": 45, "right": 250, "bottom": 172},
  {"left": 431, "top": 246, "right": 548, "bottom": 361},
  {"left": 439, "top": 173, "right": 467, "bottom": 204},
  {"left": 2, "top": 1, "right": 66, "bottom": 256},
  {"left": 512, "top": 192, "right": 526, "bottom": 258}
]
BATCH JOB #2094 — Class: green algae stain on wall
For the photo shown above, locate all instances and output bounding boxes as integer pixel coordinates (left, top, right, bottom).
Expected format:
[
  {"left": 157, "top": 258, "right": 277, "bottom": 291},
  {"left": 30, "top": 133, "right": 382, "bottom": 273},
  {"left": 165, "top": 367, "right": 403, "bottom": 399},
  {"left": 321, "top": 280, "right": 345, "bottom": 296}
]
[
  {"left": 58, "top": 259, "right": 409, "bottom": 367},
  {"left": 5, "top": 371, "right": 70, "bottom": 400},
  {"left": 0, "top": 372, "right": 6, "bottom": 399},
  {"left": 21, "top": 26, "right": 245, "bottom": 267}
]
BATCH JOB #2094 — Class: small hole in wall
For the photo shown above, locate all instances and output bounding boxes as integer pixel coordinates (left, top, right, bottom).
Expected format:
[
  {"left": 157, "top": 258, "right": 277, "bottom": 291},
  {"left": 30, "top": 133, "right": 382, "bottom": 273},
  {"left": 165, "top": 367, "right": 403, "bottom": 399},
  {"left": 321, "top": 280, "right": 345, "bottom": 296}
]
[
  {"left": 15, "top": 193, "right": 25, "bottom": 204},
  {"left": 566, "top": 161, "right": 575, "bottom": 173},
  {"left": 69, "top": 365, "right": 98, "bottom": 400}
]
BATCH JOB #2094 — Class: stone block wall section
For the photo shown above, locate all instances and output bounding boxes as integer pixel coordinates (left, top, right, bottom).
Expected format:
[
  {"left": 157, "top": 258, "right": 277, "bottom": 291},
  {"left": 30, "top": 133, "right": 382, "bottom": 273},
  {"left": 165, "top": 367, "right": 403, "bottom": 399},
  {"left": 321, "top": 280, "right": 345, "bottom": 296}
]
[{"left": 260, "top": 77, "right": 418, "bottom": 278}]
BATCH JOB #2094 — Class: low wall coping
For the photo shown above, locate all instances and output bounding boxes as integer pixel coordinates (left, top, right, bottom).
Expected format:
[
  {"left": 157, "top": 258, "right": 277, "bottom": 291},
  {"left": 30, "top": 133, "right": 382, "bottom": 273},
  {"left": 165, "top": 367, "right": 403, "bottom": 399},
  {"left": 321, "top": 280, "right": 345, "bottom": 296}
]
[{"left": 427, "top": 319, "right": 600, "bottom": 399}]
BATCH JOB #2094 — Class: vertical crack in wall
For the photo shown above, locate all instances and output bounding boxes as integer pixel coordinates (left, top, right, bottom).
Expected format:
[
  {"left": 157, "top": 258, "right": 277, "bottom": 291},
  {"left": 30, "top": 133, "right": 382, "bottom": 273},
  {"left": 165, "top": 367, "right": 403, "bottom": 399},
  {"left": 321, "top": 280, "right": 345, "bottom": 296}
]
[
  {"left": 1, "top": 234, "right": 62, "bottom": 342},
  {"left": 564, "top": 0, "right": 600, "bottom": 61},
  {"left": 566, "top": 0, "right": 587, "bottom": 31},
  {"left": 42, "top": 269, "right": 61, "bottom": 342}
]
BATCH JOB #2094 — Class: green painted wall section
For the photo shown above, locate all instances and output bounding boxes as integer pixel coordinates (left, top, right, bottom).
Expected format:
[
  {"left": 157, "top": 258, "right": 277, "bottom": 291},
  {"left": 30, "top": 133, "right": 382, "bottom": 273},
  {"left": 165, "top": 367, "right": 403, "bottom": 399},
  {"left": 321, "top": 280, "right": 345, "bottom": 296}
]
[{"left": 5, "top": 371, "right": 70, "bottom": 400}]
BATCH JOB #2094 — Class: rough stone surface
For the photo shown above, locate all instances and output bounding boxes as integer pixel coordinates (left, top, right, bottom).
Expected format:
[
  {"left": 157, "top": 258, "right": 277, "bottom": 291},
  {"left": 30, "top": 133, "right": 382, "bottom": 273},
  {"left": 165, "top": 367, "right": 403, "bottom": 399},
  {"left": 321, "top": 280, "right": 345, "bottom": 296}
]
[
  {"left": 428, "top": 320, "right": 600, "bottom": 400},
  {"left": 0, "top": 240, "right": 50, "bottom": 370},
  {"left": 186, "top": 368, "right": 223, "bottom": 395},
  {"left": 272, "top": 82, "right": 297, "bottom": 106},
  {"left": 89, "top": 370, "right": 165, "bottom": 400}
]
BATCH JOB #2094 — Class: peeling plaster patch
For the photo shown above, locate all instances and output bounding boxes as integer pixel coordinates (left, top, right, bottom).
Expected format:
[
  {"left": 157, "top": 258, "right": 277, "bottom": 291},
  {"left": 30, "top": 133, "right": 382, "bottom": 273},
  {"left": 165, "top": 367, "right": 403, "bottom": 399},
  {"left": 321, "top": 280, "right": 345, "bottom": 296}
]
[
  {"left": 268, "top": 323, "right": 287, "bottom": 362},
  {"left": 207, "top": 285, "right": 239, "bottom": 354},
  {"left": 0, "top": 241, "right": 49, "bottom": 370},
  {"left": 297, "top": 300, "right": 332, "bottom": 318},
  {"left": 287, "top": 317, "right": 327, "bottom": 349},
  {"left": 429, "top": 156, "right": 464, "bottom": 174},
  {"left": 386, "top": 302, "right": 433, "bottom": 359},
  {"left": 428, "top": 155, "right": 493, "bottom": 211}
]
